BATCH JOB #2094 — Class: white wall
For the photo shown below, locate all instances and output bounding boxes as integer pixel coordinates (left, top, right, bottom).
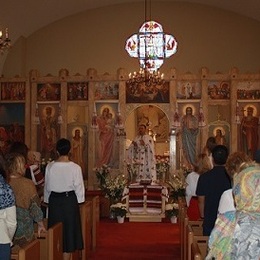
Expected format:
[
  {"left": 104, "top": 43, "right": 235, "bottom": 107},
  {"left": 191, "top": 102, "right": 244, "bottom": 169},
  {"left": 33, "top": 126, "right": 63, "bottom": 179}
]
[{"left": 3, "top": 2, "right": 260, "bottom": 77}]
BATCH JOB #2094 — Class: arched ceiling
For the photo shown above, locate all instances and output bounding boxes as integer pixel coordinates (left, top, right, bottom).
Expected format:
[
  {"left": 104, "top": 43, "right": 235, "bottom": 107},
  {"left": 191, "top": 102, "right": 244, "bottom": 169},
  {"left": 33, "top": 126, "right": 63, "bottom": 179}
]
[
  {"left": 0, "top": 0, "right": 260, "bottom": 74},
  {"left": 1, "top": 0, "right": 260, "bottom": 43}
]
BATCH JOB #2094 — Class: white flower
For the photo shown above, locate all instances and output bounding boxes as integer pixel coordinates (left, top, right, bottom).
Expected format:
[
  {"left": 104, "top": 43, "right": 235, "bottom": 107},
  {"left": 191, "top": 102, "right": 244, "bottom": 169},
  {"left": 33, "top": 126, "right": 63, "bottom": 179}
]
[{"left": 165, "top": 203, "right": 179, "bottom": 211}]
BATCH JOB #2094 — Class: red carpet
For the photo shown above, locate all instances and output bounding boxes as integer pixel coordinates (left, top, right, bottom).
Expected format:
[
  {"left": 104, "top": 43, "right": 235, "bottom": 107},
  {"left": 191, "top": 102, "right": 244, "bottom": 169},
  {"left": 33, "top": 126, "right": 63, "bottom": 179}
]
[{"left": 89, "top": 218, "right": 181, "bottom": 260}]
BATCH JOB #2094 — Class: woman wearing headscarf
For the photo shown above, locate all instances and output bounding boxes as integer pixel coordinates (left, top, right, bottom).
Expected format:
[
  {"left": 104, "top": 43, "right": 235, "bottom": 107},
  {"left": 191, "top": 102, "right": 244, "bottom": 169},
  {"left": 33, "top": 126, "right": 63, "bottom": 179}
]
[
  {"left": 0, "top": 159, "right": 17, "bottom": 260},
  {"left": 206, "top": 151, "right": 260, "bottom": 259}
]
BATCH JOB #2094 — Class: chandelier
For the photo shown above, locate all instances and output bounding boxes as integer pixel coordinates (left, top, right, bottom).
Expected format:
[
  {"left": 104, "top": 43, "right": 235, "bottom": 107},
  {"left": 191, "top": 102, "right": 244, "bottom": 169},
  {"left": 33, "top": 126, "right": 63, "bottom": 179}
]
[
  {"left": 0, "top": 28, "right": 11, "bottom": 54},
  {"left": 125, "top": 0, "right": 177, "bottom": 87}
]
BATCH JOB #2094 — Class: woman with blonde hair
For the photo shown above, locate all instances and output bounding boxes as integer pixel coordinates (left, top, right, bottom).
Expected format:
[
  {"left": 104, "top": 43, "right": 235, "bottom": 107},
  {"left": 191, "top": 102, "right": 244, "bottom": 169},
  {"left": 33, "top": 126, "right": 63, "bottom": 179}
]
[
  {"left": 185, "top": 153, "right": 212, "bottom": 220},
  {"left": 5, "top": 152, "right": 46, "bottom": 247}
]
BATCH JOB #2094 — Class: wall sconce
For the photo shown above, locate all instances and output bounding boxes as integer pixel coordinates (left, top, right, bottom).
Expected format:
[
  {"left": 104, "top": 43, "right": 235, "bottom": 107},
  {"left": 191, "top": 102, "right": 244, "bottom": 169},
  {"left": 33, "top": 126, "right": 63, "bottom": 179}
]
[
  {"left": 33, "top": 103, "right": 40, "bottom": 125},
  {"left": 172, "top": 103, "right": 181, "bottom": 128},
  {"left": 198, "top": 103, "right": 206, "bottom": 127},
  {"left": 235, "top": 102, "right": 241, "bottom": 124},
  {"left": 58, "top": 103, "right": 63, "bottom": 124}
]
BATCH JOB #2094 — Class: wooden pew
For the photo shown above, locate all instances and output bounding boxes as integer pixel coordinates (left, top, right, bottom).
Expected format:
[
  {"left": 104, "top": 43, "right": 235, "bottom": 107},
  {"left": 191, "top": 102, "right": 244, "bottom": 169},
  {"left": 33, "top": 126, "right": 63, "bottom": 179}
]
[
  {"left": 185, "top": 223, "right": 208, "bottom": 260},
  {"left": 188, "top": 220, "right": 203, "bottom": 236},
  {"left": 34, "top": 221, "right": 63, "bottom": 260},
  {"left": 90, "top": 195, "right": 100, "bottom": 251},
  {"left": 72, "top": 201, "right": 92, "bottom": 260},
  {"left": 178, "top": 204, "right": 188, "bottom": 260},
  {"left": 191, "top": 241, "right": 203, "bottom": 260},
  {"left": 11, "top": 239, "right": 40, "bottom": 260}
]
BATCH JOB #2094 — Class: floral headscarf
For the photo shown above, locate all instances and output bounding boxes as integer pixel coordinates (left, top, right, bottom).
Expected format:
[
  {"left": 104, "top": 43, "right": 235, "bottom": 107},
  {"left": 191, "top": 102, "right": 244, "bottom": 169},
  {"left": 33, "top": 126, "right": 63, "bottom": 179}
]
[
  {"left": 0, "top": 174, "right": 15, "bottom": 210},
  {"left": 206, "top": 163, "right": 260, "bottom": 260}
]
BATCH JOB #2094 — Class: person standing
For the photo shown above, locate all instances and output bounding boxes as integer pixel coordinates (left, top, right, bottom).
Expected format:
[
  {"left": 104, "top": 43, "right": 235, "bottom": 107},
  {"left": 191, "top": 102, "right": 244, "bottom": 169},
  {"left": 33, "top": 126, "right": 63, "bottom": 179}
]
[
  {"left": 240, "top": 106, "right": 259, "bottom": 158},
  {"left": 181, "top": 106, "right": 199, "bottom": 167},
  {"left": 127, "top": 124, "right": 157, "bottom": 182},
  {"left": 0, "top": 161, "right": 17, "bottom": 260},
  {"left": 196, "top": 145, "right": 231, "bottom": 236},
  {"left": 44, "top": 138, "right": 85, "bottom": 260},
  {"left": 185, "top": 153, "right": 212, "bottom": 220}
]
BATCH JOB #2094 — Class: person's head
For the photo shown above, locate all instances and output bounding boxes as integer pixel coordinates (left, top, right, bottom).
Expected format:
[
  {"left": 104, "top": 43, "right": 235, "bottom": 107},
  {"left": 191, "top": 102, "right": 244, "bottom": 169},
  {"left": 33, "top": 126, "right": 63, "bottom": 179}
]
[
  {"left": 206, "top": 137, "right": 217, "bottom": 153},
  {"left": 212, "top": 145, "right": 229, "bottom": 165},
  {"left": 56, "top": 138, "right": 71, "bottom": 156},
  {"left": 186, "top": 106, "right": 193, "bottom": 115},
  {"left": 102, "top": 107, "right": 109, "bottom": 116},
  {"left": 225, "top": 151, "right": 252, "bottom": 178},
  {"left": 5, "top": 152, "right": 26, "bottom": 176},
  {"left": 9, "top": 141, "right": 29, "bottom": 161},
  {"left": 254, "top": 149, "right": 260, "bottom": 164},
  {"left": 138, "top": 124, "right": 147, "bottom": 136},
  {"left": 27, "top": 151, "right": 41, "bottom": 165},
  {"left": 216, "top": 129, "right": 222, "bottom": 136},
  {"left": 194, "top": 153, "right": 212, "bottom": 174},
  {"left": 46, "top": 106, "right": 52, "bottom": 116},
  {"left": 75, "top": 129, "right": 80, "bottom": 137},
  {"left": 246, "top": 106, "right": 254, "bottom": 116}
]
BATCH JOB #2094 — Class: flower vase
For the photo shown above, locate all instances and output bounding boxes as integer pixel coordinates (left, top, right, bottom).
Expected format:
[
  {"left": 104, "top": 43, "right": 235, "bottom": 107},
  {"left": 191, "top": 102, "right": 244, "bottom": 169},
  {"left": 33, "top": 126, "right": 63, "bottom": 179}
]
[
  {"left": 117, "top": 216, "right": 125, "bottom": 224},
  {"left": 170, "top": 216, "right": 177, "bottom": 224}
]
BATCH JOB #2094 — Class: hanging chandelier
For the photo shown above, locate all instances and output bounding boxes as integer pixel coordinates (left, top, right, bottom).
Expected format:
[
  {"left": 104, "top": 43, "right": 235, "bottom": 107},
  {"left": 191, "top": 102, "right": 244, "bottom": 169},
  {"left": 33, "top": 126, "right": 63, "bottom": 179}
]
[
  {"left": 0, "top": 28, "right": 11, "bottom": 54},
  {"left": 125, "top": 0, "right": 177, "bottom": 87}
]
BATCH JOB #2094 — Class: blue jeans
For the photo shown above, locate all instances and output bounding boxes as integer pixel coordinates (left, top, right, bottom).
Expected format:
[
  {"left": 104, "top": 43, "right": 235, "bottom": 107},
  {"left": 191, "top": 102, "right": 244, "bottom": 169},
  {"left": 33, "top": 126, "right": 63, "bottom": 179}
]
[{"left": 0, "top": 243, "right": 11, "bottom": 260}]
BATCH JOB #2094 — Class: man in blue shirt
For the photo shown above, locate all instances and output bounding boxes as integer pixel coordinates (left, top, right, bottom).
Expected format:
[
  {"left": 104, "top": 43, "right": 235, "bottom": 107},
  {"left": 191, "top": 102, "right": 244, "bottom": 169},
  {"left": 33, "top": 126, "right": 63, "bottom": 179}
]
[{"left": 196, "top": 145, "right": 231, "bottom": 236}]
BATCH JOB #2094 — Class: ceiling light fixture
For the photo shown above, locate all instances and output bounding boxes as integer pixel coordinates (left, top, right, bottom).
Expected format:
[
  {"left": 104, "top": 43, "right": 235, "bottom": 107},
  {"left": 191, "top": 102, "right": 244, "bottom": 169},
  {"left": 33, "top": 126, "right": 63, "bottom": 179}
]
[
  {"left": 125, "top": 0, "right": 177, "bottom": 87},
  {"left": 0, "top": 28, "right": 11, "bottom": 54}
]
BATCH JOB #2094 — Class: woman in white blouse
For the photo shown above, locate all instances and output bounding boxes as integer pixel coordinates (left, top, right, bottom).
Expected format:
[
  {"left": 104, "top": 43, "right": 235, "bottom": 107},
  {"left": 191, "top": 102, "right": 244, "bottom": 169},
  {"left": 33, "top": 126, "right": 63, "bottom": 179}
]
[{"left": 44, "top": 138, "right": 85, "bottom": 260}]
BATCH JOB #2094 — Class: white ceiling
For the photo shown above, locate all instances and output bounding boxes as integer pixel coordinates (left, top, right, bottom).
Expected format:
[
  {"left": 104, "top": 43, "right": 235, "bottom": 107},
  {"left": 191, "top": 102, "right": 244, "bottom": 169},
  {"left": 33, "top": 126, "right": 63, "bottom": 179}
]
[{"left": 1, "top": 0, "right": 260, "bottom": 45}]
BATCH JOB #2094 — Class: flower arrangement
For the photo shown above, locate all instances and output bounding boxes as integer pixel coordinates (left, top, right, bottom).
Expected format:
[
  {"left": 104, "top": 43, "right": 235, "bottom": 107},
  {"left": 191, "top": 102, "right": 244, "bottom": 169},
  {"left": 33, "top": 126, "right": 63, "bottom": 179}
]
[
  {"left": 110, "top": 202, "right": 128, "bottom": 217},
  {"left": 165, "top": 202, "right": 179, "bottom": 218},
  {"left": 40, "top": 157, "right": 53, "bottom": 173},
  {"left": 156, "top": 155, "right": 170, "bottom": 181},
  {"left": 166, "top": 173, "right": 186, "bottom": 201},
  {"left": 126, "top": 162, "right": 138, "bottom": 183},
  {"left": 95, "top": 165, "right": 127, "bottom": 203},
  {"left": 95, "top": 164, "right": 110, "bottom": 187}
]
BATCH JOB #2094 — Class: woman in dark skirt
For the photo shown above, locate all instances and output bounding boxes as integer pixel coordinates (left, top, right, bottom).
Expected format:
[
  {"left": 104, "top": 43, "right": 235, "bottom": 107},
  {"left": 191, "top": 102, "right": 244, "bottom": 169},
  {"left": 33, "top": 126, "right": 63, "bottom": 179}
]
[{"left": 44, "top": 138, "right": 85, "bottom": 260}]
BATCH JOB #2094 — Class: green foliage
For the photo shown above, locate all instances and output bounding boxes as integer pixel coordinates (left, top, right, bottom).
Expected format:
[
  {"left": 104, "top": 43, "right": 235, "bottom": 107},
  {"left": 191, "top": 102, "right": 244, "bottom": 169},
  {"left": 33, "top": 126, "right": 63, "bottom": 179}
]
[{"left": 95, "top": 165, "right": 127, "bottom": 203}]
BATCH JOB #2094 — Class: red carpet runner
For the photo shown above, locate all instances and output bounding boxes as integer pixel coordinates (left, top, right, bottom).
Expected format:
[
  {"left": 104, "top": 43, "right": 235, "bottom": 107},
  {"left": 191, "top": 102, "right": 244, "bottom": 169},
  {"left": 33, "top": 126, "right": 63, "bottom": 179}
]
[{"left": 89, "top": 218, "right": 181, "bottom": 260}]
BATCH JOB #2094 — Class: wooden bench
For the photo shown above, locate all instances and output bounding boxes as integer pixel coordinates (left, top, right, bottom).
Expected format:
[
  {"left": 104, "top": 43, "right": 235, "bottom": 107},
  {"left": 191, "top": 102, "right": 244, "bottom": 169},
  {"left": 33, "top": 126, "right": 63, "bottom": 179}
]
[
  {"left": 71, "top": 201, "right": 92, "bottom": 260},
  {"left": 34, "top": 221, "right": 63, "bottom": 260},
  {"left": 191, "top": 241, "right": 203, "bottom": 260},
  {"left": 11, "top": 239, "right": 40, "bottom": 260},
  {"left": 90, "top": 195, "right": 100, "bottom": 251},
  {"left": 185, "top": 223, "right": 208, "bottom": 260},
  {"left": 178, "top": 205, "right": 188, "bottom": 260}
]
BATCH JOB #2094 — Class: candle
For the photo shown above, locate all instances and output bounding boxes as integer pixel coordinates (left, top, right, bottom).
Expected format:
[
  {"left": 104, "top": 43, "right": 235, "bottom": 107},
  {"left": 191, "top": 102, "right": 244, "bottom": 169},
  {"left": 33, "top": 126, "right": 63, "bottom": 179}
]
[
  {"left": 0, "top": 31, "right": 2, "bottom": 38},
  {"left": 5, "top": 28, "right": 9, "bottom": 39}
]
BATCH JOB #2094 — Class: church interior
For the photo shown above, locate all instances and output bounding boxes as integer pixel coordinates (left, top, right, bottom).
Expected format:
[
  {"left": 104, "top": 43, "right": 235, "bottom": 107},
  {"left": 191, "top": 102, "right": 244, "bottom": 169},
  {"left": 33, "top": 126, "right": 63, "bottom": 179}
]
[{"left": 1, "top": 1, "right": 260, "bottom": 258}]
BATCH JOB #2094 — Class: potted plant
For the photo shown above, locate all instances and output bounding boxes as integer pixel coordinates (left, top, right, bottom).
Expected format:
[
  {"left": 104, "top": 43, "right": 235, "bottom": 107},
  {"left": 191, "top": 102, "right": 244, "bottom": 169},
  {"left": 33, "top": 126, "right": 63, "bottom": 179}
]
[
  {"left": 165, "top": 202, "right": 179, "bottom": 223},
  {"left": 110, "top": 203, "right": 128, "bottom": 223}
]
